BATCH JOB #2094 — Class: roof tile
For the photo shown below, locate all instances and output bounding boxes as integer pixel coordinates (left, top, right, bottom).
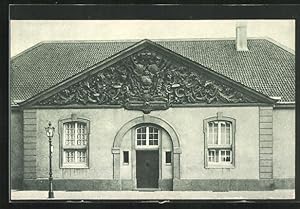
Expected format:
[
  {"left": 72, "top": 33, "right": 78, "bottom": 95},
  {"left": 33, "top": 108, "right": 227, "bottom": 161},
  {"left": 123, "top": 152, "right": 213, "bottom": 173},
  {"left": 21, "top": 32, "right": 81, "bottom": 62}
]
[{"left": 10, "top": 39, "right": 295, "bottom": 103}]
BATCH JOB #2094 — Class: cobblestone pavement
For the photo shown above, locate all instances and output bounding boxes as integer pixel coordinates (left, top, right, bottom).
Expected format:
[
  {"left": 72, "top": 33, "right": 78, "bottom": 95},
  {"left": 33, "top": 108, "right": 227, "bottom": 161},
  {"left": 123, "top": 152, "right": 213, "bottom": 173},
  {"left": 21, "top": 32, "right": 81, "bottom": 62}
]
[{"left": 11, "top": 190, "right": 295, "bottom": 201}]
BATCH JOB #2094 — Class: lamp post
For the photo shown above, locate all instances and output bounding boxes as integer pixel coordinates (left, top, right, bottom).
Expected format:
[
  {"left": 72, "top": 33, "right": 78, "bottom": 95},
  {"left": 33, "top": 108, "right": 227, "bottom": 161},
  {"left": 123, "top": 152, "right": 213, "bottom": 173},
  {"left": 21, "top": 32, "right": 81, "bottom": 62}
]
[{"left": 45, "top": 121, "right": 55, "bottom": 198}]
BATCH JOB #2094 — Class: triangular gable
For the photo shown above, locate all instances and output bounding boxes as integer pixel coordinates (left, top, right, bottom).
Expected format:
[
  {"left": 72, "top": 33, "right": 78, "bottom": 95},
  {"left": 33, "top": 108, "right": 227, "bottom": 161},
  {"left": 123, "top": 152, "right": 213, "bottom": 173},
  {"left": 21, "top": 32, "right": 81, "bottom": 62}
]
[{"left": 20, "top": 39, "right": 275, "bottom": 113}]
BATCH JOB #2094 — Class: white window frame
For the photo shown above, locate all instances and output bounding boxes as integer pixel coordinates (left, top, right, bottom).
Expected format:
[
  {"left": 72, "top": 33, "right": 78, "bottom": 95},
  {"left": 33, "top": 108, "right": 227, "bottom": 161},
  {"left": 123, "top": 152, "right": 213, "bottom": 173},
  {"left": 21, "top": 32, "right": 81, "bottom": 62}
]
[
  {"left": 204, "top": 114, "right": 235, "bottom": 169},
  {"left": 135, "top": 126, "right": 159, "bottom": 149},
  {"left": 63, "top": 122, "right": 88, "bottom": 146},
  {"left": 207, "top": 121, "right": 232, "bottom": 146},
  {"left": 207, "top": 149, "right": 233, "bottom": 164},
  {"left": 59, "top": 117, "right": 90, "bottom": 169},
  {"left": 220, "top": 150, "right": 232, "bottom": 163},
  {"left": 208, "top": 149, "right": 217, "bottom": 163}
]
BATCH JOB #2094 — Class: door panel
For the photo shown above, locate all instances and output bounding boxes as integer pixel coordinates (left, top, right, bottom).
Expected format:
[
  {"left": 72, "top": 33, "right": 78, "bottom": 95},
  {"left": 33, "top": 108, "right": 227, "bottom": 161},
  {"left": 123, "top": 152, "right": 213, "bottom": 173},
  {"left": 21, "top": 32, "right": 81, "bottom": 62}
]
[{"left": 136, "top": 150, "right": 159, "bottom": 188}]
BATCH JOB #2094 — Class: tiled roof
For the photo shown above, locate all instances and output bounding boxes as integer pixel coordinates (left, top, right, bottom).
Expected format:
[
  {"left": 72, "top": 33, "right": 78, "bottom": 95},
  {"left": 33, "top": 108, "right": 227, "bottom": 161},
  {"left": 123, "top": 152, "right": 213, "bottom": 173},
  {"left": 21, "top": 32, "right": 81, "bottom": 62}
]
[{"left": 10, "top": 39, "right": 295, "bottom": 103}]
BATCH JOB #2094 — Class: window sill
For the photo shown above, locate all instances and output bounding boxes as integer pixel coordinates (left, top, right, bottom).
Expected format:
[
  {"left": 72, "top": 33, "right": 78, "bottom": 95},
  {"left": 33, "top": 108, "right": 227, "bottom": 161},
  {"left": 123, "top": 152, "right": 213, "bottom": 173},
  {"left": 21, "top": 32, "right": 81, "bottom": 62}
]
[
  {"left": 205, "top": 164, "right": 234, "bottom": 169},
  {"left": 63, "top": 145, "right": 87, "bottom": 149},
  {"left": 61, "top": 164, "right": 89, "bottom": 169},
  {"left": 123, "top": 163, "right": 129, "bottom": 166},
  {"left": 135, "top": 147, "right": 159, "bottom": 150},
  {"left": 207, "top": 145, "right": 232, "bottom": 149}
]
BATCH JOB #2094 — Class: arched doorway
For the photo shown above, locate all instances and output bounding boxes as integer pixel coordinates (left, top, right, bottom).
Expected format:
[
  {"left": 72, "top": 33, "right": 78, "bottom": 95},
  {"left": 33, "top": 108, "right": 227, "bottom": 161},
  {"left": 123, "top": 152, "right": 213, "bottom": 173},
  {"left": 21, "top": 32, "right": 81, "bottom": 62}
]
[
  {"left": 112, "top": 115, "right": 181, "bottom": 190},
  {"left": 135, "top": 125, "right": 160, "bottom": 188}
]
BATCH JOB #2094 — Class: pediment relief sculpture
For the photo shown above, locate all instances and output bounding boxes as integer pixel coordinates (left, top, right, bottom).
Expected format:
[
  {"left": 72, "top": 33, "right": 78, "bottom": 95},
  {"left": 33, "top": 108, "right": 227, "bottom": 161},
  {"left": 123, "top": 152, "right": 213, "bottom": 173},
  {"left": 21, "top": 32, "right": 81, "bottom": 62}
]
[{"left": 38, "top": 48, "right": 256, "bottom": 113}]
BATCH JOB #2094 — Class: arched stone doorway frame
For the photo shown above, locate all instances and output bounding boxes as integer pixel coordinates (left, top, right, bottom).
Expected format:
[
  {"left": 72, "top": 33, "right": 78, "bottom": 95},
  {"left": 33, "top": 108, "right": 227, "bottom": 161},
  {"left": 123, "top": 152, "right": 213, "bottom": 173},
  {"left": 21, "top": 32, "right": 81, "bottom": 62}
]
[{"left": 112, "top": 115, "right": 181, "bottom": 181}]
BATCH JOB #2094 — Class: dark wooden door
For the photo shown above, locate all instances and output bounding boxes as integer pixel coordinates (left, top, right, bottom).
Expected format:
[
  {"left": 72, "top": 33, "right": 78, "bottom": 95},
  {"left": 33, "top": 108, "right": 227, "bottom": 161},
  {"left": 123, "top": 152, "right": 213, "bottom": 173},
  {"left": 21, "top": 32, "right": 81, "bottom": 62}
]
[{"left": 136, "top": 150, "right": 159, "bottom": 188}]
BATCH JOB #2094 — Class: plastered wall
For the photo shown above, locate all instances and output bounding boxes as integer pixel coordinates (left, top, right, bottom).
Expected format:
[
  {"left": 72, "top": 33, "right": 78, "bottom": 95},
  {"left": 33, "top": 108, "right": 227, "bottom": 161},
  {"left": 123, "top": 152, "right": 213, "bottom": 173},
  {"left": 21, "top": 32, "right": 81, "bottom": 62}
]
[
  {"left": 273, "top": 108, "right": 295, "bottom": 179},
  {"left": 33, "top": 106, "right": 260, "bottom": 180}
]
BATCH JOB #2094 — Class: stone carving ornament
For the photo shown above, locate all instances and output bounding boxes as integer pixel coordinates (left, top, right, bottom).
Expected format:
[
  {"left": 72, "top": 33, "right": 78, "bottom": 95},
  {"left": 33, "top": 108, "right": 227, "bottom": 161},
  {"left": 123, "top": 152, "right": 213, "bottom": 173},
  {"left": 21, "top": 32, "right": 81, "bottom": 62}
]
[{"left": 38, "top": 48, "right": 255, "bottom": 113}]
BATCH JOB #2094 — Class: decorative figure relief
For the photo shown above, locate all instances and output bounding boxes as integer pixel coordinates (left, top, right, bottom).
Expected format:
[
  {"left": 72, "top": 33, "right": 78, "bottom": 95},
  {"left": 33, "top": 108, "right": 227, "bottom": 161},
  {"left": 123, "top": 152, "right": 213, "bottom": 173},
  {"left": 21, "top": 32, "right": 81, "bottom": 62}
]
[{"left": 38, "top": 48, "right": 255, "bottom": 113}]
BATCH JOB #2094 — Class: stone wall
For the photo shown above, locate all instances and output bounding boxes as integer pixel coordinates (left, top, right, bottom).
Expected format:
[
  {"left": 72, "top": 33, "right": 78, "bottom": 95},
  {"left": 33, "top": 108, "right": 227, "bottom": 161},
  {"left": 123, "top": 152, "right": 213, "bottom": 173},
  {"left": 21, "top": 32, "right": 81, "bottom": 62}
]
[
  {"left": 23, "top": 110, "right": 37, "bottom": 180},
  {"left": 10, "top": 110, "right": 23, "bottom": 189},
  {"left": 259, "top": 107, "right": 273, "bottom": 179}
]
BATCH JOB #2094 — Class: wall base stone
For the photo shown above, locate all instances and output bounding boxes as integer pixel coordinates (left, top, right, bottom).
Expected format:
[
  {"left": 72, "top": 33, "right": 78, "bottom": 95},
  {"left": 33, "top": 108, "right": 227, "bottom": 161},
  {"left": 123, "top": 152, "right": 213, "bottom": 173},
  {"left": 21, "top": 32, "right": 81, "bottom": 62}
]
[
  {"left": 23, "top": 179, "right": 121, "bottom": 191},
  {"left": 121, "top": 179, "right": 134, "bottom": 190},
  {"left": 159, "top": 179, "right": 173, "bottom": 191},
  {"left": 173, "top": 179, "right": 294, "bottom": 191},
  {"left": 22, "top": 178, "right": 294, "bottom": 191},
  {"left": 274, "top": 178, "right": 295, "bottom": 189},
  {"left": 11, "top": 178, "right": 23, "bottom": 190},
  {"left": 119, "top": 179, "right": 173, "bottom": 191}
]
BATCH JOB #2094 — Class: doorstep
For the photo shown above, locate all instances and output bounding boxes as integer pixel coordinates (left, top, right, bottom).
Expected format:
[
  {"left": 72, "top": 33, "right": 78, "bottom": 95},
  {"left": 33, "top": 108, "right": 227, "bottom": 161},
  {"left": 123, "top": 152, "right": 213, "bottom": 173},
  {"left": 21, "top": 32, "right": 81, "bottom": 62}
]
[{"left": 134, "top": 188, "right": 161, "bottom": 192}]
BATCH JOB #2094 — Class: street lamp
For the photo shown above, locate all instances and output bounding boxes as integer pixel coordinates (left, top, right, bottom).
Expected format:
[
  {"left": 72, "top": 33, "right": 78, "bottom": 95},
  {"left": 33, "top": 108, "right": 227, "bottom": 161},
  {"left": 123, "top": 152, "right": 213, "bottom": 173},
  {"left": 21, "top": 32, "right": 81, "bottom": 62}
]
[{"left": 45, "top": 121, "right": 55, "bottom": 198}]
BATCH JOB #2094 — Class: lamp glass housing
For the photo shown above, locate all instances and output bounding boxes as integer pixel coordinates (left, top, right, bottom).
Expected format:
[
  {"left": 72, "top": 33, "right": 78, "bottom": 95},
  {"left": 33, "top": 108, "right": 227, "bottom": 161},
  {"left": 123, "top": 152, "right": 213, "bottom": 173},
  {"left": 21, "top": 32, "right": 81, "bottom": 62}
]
[{"left": 45, "top": 123, "right": 55, "bottom": 137}]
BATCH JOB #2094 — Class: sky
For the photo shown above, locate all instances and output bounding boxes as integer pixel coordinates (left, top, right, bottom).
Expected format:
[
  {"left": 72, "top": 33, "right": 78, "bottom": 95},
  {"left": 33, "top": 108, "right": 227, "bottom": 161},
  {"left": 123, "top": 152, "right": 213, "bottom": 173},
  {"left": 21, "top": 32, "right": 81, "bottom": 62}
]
[{"left": 10, "top": 20, "right": 295, "bottom": 57}]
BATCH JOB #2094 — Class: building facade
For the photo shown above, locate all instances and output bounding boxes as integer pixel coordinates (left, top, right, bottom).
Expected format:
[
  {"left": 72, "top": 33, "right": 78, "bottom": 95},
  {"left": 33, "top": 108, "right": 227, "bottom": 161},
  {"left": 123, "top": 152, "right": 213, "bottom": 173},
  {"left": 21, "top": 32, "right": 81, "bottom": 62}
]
[{"left": 10, "top": 32, "right": 295, "bottom": 191}]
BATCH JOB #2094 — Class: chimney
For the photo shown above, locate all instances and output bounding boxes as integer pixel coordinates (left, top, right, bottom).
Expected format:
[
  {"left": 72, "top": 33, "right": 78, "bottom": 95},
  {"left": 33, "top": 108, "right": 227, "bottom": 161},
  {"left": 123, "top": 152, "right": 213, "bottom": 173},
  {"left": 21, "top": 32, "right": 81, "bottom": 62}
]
[{"left": 236, "top": 22, "right": 249, "bottom": 51}]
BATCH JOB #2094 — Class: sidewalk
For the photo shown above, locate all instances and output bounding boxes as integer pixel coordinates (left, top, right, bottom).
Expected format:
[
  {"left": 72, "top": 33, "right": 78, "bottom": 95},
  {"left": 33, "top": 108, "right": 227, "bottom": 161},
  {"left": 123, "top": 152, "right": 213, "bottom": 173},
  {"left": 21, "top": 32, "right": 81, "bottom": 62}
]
[{"left": 11, "top": 190, "right": 295, "bottom": 200}]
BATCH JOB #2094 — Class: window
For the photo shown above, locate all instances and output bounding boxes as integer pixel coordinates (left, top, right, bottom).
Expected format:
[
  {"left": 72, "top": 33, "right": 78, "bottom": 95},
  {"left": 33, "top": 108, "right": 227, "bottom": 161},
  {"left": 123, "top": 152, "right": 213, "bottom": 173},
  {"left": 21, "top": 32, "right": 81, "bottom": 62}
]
[
  {"left": 165, "top": 151, "right": 172, "bottom": 164},
  {"left": 60, "top": 117, "right": 90, "bottom": 168},
  {"left": 204, "top": 115, "right": 235, "bottom": 168},
  {"left": 136, "top": 126, "right": 159, "bottom": 148},
  {"left": 123, "top": 151, "right": 129, "bottom": 164}
]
